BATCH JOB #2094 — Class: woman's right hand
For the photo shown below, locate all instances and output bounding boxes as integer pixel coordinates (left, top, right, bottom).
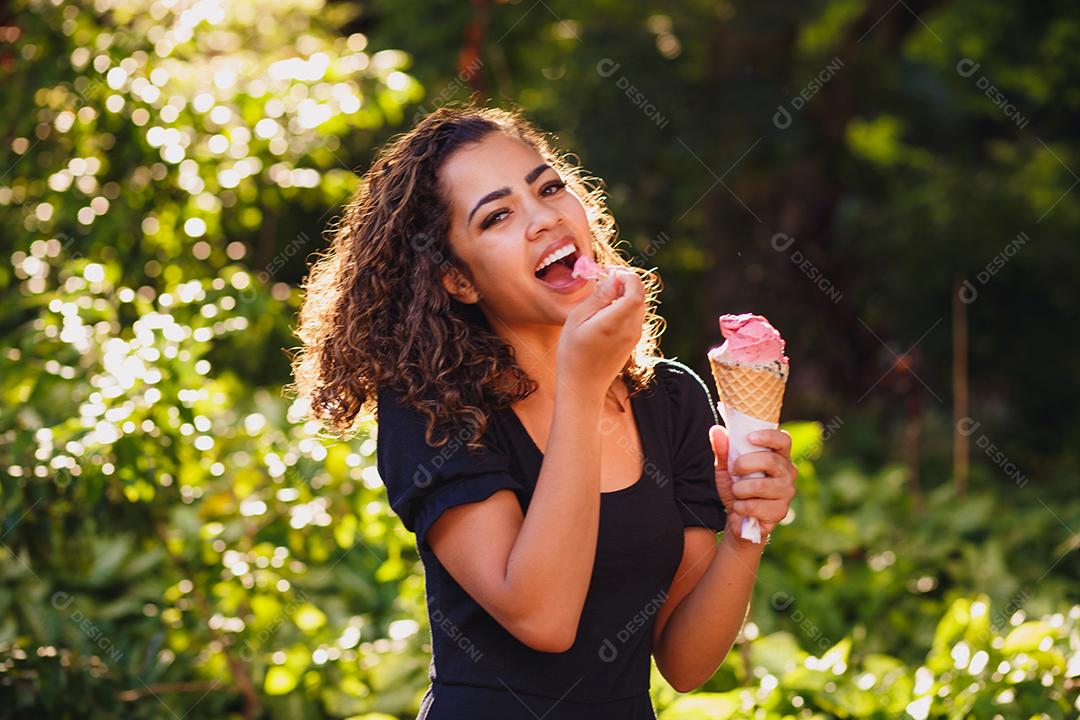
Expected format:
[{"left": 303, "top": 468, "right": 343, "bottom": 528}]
[{"left": 556, "top": 267, "right": 646, "bottom": 393}]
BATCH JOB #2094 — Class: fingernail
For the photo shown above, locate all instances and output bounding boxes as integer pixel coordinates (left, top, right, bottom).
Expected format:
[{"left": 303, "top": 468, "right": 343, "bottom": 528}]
[{"left": 749, "top": 431, "right": 762, "bottom": 441}]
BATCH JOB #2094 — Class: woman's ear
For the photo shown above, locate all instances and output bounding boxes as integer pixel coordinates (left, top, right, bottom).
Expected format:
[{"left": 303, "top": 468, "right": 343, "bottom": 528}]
[{"left": 440, "top": 265, "right": 482, "bottom": 304}]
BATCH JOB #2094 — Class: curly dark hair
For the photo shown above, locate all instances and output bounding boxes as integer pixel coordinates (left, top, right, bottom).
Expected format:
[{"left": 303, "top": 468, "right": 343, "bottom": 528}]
[{"left": 288, "top": 101, "right": 667, "bottom": 453}]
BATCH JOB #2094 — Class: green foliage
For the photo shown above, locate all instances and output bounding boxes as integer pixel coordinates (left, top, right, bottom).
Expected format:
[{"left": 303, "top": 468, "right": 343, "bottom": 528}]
[
  {"left": 646, "top": 419, "right": 1080, "bottom": 718},
  {"left": 2, "top": 1, "right": 1077, "bottom": 719},
  {"left": 1, "top": 0, "right": 424, "bottom": 717},
  {"left": 750, "top": 419, "right": 1078, "bottom": 666},
  {"left": 651, "top": 595, "right": 1078, "bottom": 719}
]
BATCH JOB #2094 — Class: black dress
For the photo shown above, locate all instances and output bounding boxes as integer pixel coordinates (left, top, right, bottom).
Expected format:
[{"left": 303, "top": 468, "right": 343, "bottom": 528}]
[{"left": 375, "top": 359, "right": 728, "bottom": 720}]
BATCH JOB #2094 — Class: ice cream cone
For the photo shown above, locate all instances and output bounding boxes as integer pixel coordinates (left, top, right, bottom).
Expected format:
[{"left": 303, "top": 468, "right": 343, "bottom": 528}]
[
  {"left": 708, "top": 357, "right": 789, "bottom": 424},
  {"left": 707, "top": 313, "right": 790, "bottom": 544}
]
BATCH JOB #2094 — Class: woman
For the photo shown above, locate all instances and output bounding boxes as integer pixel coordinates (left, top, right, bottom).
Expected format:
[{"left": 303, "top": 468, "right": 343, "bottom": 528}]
[{"left": 291, "top": 102, "right": 797, "bottom": 719}]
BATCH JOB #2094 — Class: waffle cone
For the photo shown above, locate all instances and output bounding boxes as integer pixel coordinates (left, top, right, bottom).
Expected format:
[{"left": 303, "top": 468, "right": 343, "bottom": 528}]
[{"left": 708, "top": 356, "right": 789, "bottom": 423}]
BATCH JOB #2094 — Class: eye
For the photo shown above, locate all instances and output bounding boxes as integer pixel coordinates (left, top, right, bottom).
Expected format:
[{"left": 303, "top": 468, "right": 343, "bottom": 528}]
[
  {"left": 480, "top": 181, "right": 566, "bottom": 230},
  {"left": 480, "top": 209, "right": 508, "bottom": 230}
]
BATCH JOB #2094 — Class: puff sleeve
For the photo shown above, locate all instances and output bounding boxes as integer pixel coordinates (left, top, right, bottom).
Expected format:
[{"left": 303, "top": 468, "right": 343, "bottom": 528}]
[
  {"left": 375, "top": 384, "right": 525, "bottom": 550},
  {"left": 657, "top": 360, "right": 728, "bottom": 533}
]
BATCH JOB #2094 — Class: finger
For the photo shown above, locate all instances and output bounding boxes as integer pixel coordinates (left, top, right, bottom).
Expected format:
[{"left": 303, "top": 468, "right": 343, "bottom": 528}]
[
  {"left": 588, "top": 289, "right": 645, "bottom": 335},
  {"left": 614, "top": 266, "right": 642, "bottom": 288},
  {"left": 609, "top": 269, "right": 644, "bottom": 306},
  {"left": 725, "top": 510, "right": 742, "bottom": 532},
  {"left": 610, "top": 268, "right": 628, "bottom": 296},
  {"left": 731, "top": 476, "right": 787, "bottom": 500},
  {"left": 571, "top": 270, "right": 624, "bottom": 321},
  {"left": 714, "top": 470, "right": 735, "bottom": 513},
  {"left": 586, "top": 270, "right": 640, "bottom": 319},
  {"left": 709, "top": 425, "right": 729, "bottom": 468},
  {"left": 732, "top": 450, "right": 787, "bottom": 478},
  {"left": 748, "top": 429, "right": 792, "bottom": 455},
  {"left": 732, "top": 499, "right": 789, "bottom": 525}
]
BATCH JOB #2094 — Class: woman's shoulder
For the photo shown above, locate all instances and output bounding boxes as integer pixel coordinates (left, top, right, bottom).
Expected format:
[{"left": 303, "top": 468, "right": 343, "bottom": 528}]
[
  {"left": 646, "top": 357, "right": 720, "bottom": 427},
  {"left": 648, "top": 357, "right": 714, "bottom": 398},
  {"left": 374, "top": 380, "right": 508, "bottom": 457},
  {"left": 373, "top": 382, "right": 424, "bottom": 435},
  {"left": 374, "top": 381, "right": 521, "bottom": 547}
]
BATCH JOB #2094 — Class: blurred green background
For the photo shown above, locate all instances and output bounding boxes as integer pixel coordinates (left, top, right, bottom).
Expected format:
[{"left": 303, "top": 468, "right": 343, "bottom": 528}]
[{"left": 1, "top": 0, "right": 1077, "bottom": 718}]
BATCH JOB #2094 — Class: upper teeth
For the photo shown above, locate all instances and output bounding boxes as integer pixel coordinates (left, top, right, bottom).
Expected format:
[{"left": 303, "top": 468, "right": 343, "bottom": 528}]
[{"left": 536, "top": 243, "right": 575, "bottom": 273}]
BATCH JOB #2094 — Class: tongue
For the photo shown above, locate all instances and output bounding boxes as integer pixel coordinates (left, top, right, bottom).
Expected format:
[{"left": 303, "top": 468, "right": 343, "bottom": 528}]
[{"left": 539, "top": 260, "right": 574, "bottom": 285}]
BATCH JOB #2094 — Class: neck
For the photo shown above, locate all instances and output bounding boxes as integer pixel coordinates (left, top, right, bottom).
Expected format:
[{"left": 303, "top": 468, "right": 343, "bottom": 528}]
[
  {"left": 490, "top": 318, "right": 562, "bottom": 402},
  {"left": 488, "top": 317, "right": 626, "bottom": 412}
]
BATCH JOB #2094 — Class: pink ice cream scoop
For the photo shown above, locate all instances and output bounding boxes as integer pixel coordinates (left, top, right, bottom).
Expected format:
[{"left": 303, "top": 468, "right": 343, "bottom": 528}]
[
  {"left": 713, "top": 313, "right": 788, "bottom": 364},
  {"left": 571, "top": 255, "right": 608, "bottom": 281}
]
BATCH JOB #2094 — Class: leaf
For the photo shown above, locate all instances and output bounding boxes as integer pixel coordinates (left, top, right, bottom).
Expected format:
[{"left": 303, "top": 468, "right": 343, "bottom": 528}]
[
  {"left": 932, "top": 598, "right": 970, "bottom": 654},
  {"left": 1002, "top": 621, "right": 1054, "bottom": 655},
  {"left": 750, "top": 632, "right": 806, "bottom": 676},
  {"left": 333, "top": 513, "right": 357, "bottom": 549},
  {"left": 293, "top": 603, "right": 327, "bottom": 633},
  {"left": 818, "top": 636, "right": 852, "bottom": 672},
  {"left": 784, "top": 420, "right": 825, "bottom": 464},
  {"left": 86, "top": 536, "right": 133, "bottom": 587},
  {"left": 660, "top": 690, "right": 743, "bottom": 719},
  {"left": 264, "top": 666, "right": 298, "bottom": 696}
]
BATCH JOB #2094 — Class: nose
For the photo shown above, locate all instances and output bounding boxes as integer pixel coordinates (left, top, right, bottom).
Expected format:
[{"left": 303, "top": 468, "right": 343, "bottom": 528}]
[{"left": 522, "top": 193, "right": 563, "bottom": 241}]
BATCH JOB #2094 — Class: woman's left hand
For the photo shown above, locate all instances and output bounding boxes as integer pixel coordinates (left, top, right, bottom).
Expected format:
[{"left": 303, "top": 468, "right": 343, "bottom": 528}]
[{"left": 708, "top": 425, "right": 798, "bottom": 538}]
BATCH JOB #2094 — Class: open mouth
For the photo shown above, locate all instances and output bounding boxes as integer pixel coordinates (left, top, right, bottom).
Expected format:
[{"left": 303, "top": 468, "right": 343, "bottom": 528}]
[{"left": 534, "top": 247, "right": 581, "bottom": 285}]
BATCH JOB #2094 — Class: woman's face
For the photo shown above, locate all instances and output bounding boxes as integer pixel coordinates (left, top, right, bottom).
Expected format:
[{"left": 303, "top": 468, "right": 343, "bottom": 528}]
[{"left": 437, "top": 131, "right": 596, "bottom": 330}]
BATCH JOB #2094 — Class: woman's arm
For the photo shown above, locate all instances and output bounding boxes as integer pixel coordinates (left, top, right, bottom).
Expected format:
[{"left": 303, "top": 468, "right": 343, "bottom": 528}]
[
  {"left": 653, "top": 521, "right": 765, "bottom": 692},
  {"left": 502, "top": 377, "right": 607, "bottom": 649},
  {"left": 427, "top": 377, "right": 607, "bottom": 652},
  {"left": 429, "top": 269, "right": 645, "bottom": 653},
  {"left": 653, "top": 426, "right": 797, "bottom": 691}
]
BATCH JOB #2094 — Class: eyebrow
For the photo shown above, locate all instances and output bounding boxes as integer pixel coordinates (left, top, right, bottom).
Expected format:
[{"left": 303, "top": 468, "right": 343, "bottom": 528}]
[{"left": 466, "top": 163, "right": 553, "bottom": 225}]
